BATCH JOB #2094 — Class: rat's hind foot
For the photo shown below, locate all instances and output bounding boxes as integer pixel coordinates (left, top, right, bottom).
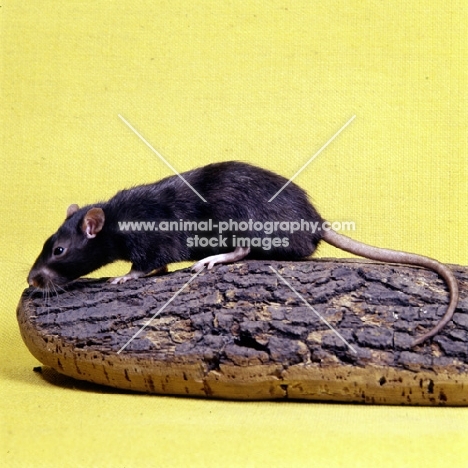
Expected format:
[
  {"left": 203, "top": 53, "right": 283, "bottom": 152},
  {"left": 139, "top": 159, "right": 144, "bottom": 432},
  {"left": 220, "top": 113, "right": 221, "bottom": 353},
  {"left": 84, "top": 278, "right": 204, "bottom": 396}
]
[{"left": 192, "top": 247, "right": 250, "bottom": 272}]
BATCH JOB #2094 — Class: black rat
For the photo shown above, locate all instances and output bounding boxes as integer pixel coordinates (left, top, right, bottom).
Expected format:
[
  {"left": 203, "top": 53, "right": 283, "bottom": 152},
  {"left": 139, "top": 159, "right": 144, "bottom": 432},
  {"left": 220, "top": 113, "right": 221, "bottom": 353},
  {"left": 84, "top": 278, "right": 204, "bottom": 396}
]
[{"left": 27, "top": 161, "right": 458, "bottom": 346}]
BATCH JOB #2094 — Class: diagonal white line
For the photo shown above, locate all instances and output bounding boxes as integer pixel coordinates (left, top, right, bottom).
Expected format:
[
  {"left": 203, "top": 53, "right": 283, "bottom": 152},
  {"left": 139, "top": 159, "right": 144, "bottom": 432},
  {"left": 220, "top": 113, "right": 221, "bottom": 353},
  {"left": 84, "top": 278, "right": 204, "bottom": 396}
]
[
  {"left": 118, "top": 114, "right": 207, "bottom": 202},
  {"left": 117, "top": 267, "right": 205, "bottom": 354},
  {"left": 268, "top": 115, "right": 356, "bottom": 202},
  {"left": 269, "top": 266, "right": 358, "bottom": 354}
]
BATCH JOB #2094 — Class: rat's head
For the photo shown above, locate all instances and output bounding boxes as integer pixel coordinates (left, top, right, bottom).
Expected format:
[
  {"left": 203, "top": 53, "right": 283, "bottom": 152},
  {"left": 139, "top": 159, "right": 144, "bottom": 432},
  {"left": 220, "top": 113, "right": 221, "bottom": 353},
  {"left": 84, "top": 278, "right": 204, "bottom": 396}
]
[{"left": 27, "top": 204, "right": 108, "bottom": 289}]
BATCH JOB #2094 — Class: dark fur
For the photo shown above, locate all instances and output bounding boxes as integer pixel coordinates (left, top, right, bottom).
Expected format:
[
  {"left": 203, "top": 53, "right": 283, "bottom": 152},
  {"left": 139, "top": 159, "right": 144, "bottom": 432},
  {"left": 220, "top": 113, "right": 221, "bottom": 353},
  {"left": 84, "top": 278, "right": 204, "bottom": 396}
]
[{"left": 28, "top": 162, "right": 324, "bottom": 286}]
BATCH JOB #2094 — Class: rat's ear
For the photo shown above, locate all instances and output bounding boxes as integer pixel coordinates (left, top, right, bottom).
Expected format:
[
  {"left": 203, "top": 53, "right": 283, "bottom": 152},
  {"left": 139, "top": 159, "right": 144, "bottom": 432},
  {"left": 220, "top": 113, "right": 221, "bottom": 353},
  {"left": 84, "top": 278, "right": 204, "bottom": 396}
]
[
  {"left": 66, "top": 204, "right": 80, "bottom": 218},
  {"left": 82, "top": 208, "right": 105, "bottom": 239}
]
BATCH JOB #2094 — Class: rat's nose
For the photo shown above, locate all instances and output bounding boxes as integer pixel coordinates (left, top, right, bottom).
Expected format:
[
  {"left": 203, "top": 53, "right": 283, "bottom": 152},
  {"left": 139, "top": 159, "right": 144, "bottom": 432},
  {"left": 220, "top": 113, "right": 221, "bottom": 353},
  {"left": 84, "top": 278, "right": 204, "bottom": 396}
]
[{"left": 27, "top": 274, "right": 42, "bottom": 288}]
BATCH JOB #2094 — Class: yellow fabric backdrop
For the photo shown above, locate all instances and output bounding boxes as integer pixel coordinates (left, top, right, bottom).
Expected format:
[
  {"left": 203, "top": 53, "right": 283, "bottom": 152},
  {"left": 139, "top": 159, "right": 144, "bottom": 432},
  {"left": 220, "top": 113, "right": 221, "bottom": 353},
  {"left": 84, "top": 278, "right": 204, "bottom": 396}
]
[{"left": 1, "top": 1, "right": 467, "bottom": 466}]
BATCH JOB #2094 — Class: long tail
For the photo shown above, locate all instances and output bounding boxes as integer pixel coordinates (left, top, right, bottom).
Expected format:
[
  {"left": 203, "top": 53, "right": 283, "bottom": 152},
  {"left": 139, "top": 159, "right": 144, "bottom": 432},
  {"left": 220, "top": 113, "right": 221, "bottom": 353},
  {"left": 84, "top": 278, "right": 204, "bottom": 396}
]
[{"left": 322, "top": 229, "right": 459, "bottom": 347}]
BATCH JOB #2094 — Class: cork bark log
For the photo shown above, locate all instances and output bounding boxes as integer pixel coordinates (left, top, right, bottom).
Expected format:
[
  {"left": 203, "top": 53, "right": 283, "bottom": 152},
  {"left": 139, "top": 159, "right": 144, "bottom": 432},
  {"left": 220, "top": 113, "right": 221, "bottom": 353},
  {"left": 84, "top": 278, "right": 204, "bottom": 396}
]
[{"left": 17, "top": 259, "right": 468, "bottom": 405}]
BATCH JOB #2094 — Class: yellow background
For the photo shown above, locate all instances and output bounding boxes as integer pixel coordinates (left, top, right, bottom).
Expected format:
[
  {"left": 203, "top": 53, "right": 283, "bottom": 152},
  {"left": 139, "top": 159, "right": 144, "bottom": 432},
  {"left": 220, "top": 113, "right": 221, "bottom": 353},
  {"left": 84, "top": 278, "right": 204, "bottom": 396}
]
[{"left": 1, "top": 1, "right": 467, "bottom": 467}]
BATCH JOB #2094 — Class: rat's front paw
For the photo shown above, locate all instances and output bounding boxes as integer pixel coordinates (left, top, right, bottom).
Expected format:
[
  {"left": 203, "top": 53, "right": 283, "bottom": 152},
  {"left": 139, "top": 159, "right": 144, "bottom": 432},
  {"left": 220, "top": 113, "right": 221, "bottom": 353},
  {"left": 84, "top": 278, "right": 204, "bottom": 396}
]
[
  {"left": 108, "top": 274, "right": 134, "bottom": 285},
  {"left": 108, "top": 269, "right": 146, "bottom": 284}
]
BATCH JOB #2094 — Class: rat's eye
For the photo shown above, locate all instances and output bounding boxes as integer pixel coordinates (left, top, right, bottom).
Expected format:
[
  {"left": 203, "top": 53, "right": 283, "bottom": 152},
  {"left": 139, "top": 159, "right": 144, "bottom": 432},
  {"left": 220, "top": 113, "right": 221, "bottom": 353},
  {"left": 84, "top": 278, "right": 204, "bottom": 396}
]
[{"left": 53, "top": 246, "right": 66, "bottom": 257}]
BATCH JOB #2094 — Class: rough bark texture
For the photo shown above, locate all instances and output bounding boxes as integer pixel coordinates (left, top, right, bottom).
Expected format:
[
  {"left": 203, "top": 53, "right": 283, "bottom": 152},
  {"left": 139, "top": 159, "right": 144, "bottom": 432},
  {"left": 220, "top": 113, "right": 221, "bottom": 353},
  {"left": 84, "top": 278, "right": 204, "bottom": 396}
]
[{"left": 17, "top": 259, "right": 468, "bottom": 405}]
